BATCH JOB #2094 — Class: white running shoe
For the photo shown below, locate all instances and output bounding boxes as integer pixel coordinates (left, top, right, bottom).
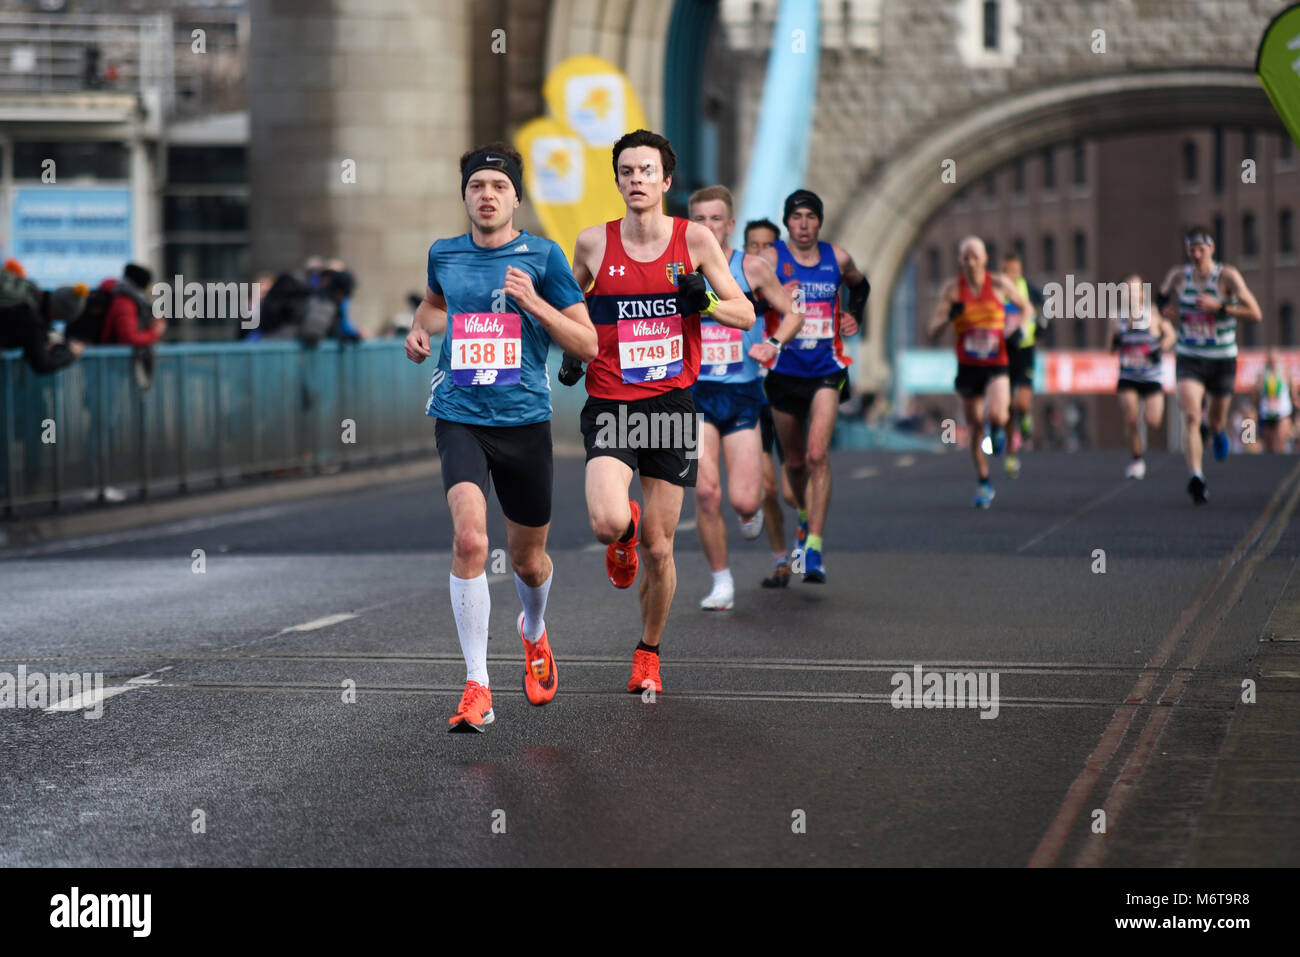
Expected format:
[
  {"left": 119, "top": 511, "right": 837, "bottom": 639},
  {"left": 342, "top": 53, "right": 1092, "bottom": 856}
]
[
  {"left": 739, "top": 509, "right": 764, "bottom": 540},
  {"left": 700, "top": 582, "right": 735, "bottom": 611},
  {"left": 1124, "top": 459, "right": 1146, "bottom": 480}
]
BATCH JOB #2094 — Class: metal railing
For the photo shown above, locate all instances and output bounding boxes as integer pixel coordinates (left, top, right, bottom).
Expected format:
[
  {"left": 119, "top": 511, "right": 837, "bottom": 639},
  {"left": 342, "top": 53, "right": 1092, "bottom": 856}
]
[
  {"left": 1, "top": 340, "right": 437, "bottom": 513},
  {"left": 0, "top": 11, "right": 247, "bottom": 117},
  {"left": 1, "top": 339, "right": 595, "bottom": 515}
]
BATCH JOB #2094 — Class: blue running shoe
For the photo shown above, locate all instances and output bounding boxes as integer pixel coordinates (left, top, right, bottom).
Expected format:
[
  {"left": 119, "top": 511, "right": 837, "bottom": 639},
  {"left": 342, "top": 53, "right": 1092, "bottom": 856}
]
[
  {"left": 973, "top": 481, "right": 996, "bottom": 509},
  {"left": 990, "top": 426, "right": 1007, "bottom": 456},
  {"left": 1212, "top": 430, "right": 1229, "bottom": 461},
  {"left": 803, "top": 547, "right": 825, "bottom": 583}
]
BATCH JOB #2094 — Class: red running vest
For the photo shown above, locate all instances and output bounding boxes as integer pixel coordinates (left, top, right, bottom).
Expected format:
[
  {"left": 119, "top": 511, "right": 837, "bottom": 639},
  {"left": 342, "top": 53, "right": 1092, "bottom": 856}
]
[{"left": 584, "top": 217, "right": 702, "bottom": 401}]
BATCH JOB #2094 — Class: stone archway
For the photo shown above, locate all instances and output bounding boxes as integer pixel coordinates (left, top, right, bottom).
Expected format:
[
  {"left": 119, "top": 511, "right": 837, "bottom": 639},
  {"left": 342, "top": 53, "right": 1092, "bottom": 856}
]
[{"left": 833, "top": 69, "right": 1283, "bottom": 388}]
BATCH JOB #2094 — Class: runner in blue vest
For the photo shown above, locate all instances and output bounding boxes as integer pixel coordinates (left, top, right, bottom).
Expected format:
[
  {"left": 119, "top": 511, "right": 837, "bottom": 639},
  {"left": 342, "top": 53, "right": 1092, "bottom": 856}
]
[
  {"left": 757, "top": 189, "right": 871, "bottom": 583},
  {"left": 405, "top": 142, "right": 597, "bottom": 732}
]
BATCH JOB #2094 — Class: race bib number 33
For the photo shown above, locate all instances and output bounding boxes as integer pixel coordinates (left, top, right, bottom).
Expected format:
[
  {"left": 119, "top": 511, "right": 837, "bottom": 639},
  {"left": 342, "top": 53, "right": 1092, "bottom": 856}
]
[
  {"left": 700, "top": 323, "right": 744, "bottom": 376},
  {"left": 617, "top": 317, "right": 683, "bottom": 383},
  {"left": 451, "top": 312, "right": 522, "bottom": 386}
]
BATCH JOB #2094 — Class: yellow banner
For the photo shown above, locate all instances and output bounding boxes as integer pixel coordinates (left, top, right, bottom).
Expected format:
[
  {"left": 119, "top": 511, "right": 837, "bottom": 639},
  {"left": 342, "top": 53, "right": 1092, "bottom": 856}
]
[{"left": 515, "top": 55, "right": 648, "bottom": 265}]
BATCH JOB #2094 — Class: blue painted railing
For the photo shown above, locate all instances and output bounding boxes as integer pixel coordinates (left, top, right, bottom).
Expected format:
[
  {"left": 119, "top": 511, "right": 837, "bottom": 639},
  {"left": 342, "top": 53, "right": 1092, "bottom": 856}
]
[
  {"left": 1, "top": 339, "right": 596, "bottom": 513},
  {"left": 2, "top": 338, "right": 937, "bottom": 513}
]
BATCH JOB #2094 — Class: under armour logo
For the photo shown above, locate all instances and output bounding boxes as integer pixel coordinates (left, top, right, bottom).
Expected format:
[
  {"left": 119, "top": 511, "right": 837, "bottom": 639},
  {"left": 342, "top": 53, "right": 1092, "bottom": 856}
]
[
  {"left": 609, "top": 265, "right": 625, "bottom": 277},
  {"left": 644, "top": 365, "right": 668, "bottom": 381},
  {"left": 471, "top": 369, "right": 499, "bottom": 385}
]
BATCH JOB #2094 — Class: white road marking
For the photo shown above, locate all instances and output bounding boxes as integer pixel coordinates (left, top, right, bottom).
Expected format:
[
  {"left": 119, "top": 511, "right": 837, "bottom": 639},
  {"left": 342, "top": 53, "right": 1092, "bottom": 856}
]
[
  {"left": 279, "top": 613, "right": 358, "bottom": 633},
  {"left": 895, "top": 455, "right": 916, "bottom": 467},
  {"left": 852, "top": 466, "right": 880, "bottom": 480},
  {"left": 1016, "top": 482, "right": 1131, "bottom": 552},
  {"left": 44, "top": 666, "right": 171, "bottom": 715}
]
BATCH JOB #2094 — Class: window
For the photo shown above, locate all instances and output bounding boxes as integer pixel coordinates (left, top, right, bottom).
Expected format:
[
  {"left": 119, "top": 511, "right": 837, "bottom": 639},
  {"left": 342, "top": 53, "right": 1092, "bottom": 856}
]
[
  {"left": 168, "top": 147, "right": 247, "bottom": 185},
  {"left": 1213, "top": 215, "right": 1224, "bottom": 254},
  {"left": 983, "top": 1, "right": 999, "bottom": 50},
  {"left": 1042, "top": 234, "right": 1056, "bottom": 274},
  {"left": 1182, "top": 140, "right": 1198, "bottom": 184},
  {"left": 1012, "top": 157, "right": 1025, "bottom": 196},
  {"left": 1282, "top": 136, "right": 1295, "bottom": 167},
  {"left": 1042, "top": 147, "right": 1056, "bottom": 191},
  {"left": 985, "top": 174, "right": 996, "bottom": 202},
  {"left": 1282, "top": 303, "right": 1295, "bottom": 346},
  {"left": 164, "top": 195, "right": 249, "bottom": 232},
  {"left": 1012, "top": 235, "right": 1026, "bottom": 264},
  {"left": 958, "top": 0, "right": 1019, "bottom": 67},
  {"left": 1242, "top": 316, "right": 1258, "bottom": 347},
  {"left": 1213, "top": 127, "right": 1224, "bottom": 196},
  {"left": 1072, "top": 139, "right": 1086, "bottom": 188},
  {"left": 1244, "top": 129, "right": 1257, "bottom": 164},
  {"left": 985, "top": 240, "right": 998, "bottom": 267},
  {"left": 1242, "top": 212, "right": 1258, "bottom": 259},
  {"left": 928, "top": 246, "right": 941, "bottom": 286},
  {"left": 13, "top": 140, "right": 128, "bottom": 180},
  {"left": 1073, "top": 230, "right": 1087, "bottom": 271},
  {"left": 1281, "top": 209, "right": 1295, "bottom": 256},
  {"left": 1073, "top": 318, "right": 1087, "bottom": 348}
]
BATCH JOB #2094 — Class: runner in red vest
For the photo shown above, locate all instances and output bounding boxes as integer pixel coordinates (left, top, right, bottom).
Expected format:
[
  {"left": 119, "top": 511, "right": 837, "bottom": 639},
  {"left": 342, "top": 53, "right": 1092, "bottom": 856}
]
[
  {"left": 928, "top": 236, "right": 1028, "bottom": 508},
  {"left": 570, "top": 129, "right": 755, "bottom": 695}
]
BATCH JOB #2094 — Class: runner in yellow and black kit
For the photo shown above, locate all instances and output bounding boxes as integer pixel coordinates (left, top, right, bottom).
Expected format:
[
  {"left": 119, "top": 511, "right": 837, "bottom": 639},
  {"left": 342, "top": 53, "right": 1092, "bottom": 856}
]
[{"left": 999, "top": 252, "right": 1046, "bottom": 478}]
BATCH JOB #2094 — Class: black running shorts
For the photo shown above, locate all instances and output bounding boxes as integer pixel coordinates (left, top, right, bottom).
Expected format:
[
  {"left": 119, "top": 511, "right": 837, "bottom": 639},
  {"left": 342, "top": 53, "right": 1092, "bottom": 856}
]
[
  {"left": 1007, "top": 343, "right": 1035, "bottom": 388},
  {"left": 763, "top": 369, "right": 847, "bottom": 419},
  {"left": 955, "top": 363, "right": 1009, "bottom": 399},
  {"left": 580, "top": 387, "right": 699, "bottom": 488},
  {"left": 1175, "top": 354, "right": 1237, "bottom": 398},
  {"left": 1117, "top": 379, "right": 1162, "bottom": 398},
  {"left": 434, "top": 418, "right": 553, "bottom": 527}
]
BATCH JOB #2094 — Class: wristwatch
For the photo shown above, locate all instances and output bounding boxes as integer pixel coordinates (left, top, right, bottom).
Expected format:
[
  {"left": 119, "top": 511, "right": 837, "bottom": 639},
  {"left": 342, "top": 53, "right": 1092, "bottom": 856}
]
[
  {"left": 766, "top": 335, "right": 783, "bottom": 352},
  {"left": 703, "top": 290, "right": 720, "bottom": 315}
]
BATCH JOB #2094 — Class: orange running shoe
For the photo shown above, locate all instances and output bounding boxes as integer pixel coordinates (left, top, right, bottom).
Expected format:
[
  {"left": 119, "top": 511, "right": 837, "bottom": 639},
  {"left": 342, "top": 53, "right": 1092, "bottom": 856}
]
[
  {"left": 519, "top": 612, "right": 557, "bottom": 706},
  {"left": 626, "top": 647, "right": 663, "bottom": 694},
  {"left": 448, "top": 680, "right": 494, "bottom": 733},
  {"left": 605, "top": 499, "right": 642, "bottom": 589}
]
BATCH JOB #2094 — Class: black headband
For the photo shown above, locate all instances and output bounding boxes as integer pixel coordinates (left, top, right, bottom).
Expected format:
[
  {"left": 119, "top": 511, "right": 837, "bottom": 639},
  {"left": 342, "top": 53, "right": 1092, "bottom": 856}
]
[
  {"left": 783, "top": 188, "right": 823, "bottom": 225},
  {"left": 461, "top": 150, "right": 522, "bottom": 199}
]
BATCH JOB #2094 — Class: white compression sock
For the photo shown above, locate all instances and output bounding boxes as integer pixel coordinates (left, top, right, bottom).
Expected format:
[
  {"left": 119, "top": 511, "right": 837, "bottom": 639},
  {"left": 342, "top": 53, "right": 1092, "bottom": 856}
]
[
  {"left": 515, "top": 570, "right": 552, "bottom": 642},
  {"left": 712, "top": 568, "right": 734, "bottom": 591},
  {"left": 450, "top": 572, "right": 491, "bottom": 686}
]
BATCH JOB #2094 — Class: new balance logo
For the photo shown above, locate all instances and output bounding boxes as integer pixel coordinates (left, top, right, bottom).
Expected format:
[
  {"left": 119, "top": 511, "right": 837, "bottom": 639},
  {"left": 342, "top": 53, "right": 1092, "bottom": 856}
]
[
  {"left": 710, "top": 364, "right": 728, "bottom": 377},
  {"left": 609, "top": 265, "right": 626, "bottom": 277},
  {"left": 644, "top": 365, "right": 668, "bottom": 381},
  {"left": 471, "top": 369, "right": 499, "bottom": 385}
]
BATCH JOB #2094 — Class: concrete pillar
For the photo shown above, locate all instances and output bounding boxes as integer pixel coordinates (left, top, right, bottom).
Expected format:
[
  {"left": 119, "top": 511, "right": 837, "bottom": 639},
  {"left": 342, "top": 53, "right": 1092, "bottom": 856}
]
[{"left": 248, "top": 0, "right": 473, "bottom": 331}]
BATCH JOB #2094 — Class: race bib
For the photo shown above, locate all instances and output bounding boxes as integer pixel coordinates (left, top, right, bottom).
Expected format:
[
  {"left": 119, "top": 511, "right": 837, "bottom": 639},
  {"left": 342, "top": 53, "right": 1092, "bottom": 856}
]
[
  {"left": 700, "top": 323, "right": 745, "bottom": 377},
  {"left": 1181, "top": 312, "right": 1217, "bottom": 346},
  {"left": 1121, "top": 345, "right": 1153, "bottom": 370},
  {"left": 617, "top": 317, "right": 683, "bottom": 383},
  {"left": 451, "top": 313, "right": 522, "bottom": 386},
  {"left": 961, "top": 328, "right": 1000, "bottom": 362},
  {"left": 795, "top": 300, "right": 834, "bottom": 347}
]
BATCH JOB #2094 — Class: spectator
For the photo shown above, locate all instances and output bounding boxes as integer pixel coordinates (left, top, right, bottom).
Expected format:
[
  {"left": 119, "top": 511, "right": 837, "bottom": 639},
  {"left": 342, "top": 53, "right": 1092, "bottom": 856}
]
[
  {"left": 0, "top": 259, "right": 87, "bottom": 374},
  {"left": 101, "top": 264, "right": 165, "bottom": 347},
  {"left": 101, "top": 263, "right": 165, "bottom": 390}
]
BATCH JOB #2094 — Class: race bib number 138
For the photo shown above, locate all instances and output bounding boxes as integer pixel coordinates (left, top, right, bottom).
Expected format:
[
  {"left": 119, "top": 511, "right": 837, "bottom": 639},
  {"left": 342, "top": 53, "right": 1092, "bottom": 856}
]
[{"left": 451, "top": 312, "right": 522, "bottom": 386}]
